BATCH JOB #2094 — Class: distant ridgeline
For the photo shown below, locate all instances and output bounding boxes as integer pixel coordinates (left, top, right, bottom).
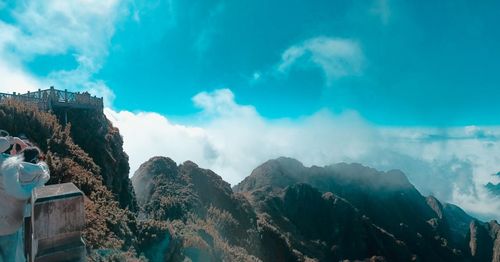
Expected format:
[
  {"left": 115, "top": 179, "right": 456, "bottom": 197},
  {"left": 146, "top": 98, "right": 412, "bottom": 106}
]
[{"left": 0, "top": 87, "right": 103, "bottom": 112}]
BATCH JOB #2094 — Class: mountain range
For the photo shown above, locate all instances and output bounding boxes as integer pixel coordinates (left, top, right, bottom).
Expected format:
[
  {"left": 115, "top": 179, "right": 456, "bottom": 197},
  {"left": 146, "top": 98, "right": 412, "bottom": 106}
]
[
  {"left": 132, "top": 156, "right": 500, "bottom": 262},
  {"left": 0, "top": 101, "right": 499, "bottom": 261}
]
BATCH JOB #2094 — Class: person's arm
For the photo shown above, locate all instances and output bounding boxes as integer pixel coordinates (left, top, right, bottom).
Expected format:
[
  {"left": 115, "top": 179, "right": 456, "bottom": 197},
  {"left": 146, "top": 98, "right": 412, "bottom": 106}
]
[
  {"left": 18, "top": 161, "right": 50, "bottom": 186},
  {"left": 0, "top": 155, "right": 49, "bottom": 200},
  {"left": 1, "top": 155, "right": 29, "bottom": 200}
]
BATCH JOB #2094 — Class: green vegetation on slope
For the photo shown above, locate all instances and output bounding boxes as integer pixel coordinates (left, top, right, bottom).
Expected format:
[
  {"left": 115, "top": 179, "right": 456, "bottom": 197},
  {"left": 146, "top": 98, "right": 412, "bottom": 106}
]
[{"left": 0, "top": 101, "right": 141, "bottom": 260}]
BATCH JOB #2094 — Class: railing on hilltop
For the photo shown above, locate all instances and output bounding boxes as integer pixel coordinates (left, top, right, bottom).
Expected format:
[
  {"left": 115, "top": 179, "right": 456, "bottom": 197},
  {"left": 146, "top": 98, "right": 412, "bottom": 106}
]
[{"left": 0, "top": 87, "right": 103, "bottom": 111}]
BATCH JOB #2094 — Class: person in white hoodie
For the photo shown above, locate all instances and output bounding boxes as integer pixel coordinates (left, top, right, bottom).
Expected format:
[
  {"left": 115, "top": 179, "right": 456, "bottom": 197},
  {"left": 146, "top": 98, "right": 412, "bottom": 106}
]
[{"left": 0, "top": 135, "right": 50, "bottom": 262}]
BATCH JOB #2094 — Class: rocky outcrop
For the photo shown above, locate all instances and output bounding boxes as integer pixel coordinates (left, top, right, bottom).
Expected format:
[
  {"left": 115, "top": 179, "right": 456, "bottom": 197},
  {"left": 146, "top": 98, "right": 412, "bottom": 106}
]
[
  {"left": 56, "top": 108, "right": 137, "bottom": 211},
  {"left": 132, "top": 156, "right": 261, "bottom": 261},
  {"left": 468, "top": 220, "right": 500, "bottom": 262}
]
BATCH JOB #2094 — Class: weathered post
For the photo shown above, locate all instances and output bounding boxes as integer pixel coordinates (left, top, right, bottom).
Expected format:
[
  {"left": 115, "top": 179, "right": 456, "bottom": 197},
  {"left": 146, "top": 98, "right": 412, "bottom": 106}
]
[{"left": 30, "top": 183, "right": 86, "bottom": 262}]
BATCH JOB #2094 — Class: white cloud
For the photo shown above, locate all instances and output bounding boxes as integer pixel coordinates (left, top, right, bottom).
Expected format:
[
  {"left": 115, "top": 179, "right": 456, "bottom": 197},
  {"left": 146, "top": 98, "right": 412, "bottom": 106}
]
[
  {"left": 192, "top": 88, "right": 256, "bottom": 118},
  {"left": 278, "top": 37, "right": 364, "bottom": 84},
  {"left": 105, "top": 89, "right": 376, "bottom": 185},
  {"left": 9, "top": 0, "right": 121, "bottom": 59},
  {"left": 0, "top": 59, "right": 42, "bottom": 94},
  {"left": 106, "top": 88, "right": 500, "bottom": 220},
  {"left": 104, "top": 109, "right": 210, "bottom": 177},
  {"left": 0, "top": 0, "right": 127, "bottom": 105}
]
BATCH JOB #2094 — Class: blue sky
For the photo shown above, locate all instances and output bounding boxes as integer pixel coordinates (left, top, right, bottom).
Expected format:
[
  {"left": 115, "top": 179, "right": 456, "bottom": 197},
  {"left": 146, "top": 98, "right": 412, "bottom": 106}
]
[
  {"left": 9, "top": 0, "right": 500, "bottom": 126},
  {"left": 105, "top": 0, "right": 499, "bottom": 125},
  {"left": 2, "top": 0, "right": 500, "bottom": 219}
]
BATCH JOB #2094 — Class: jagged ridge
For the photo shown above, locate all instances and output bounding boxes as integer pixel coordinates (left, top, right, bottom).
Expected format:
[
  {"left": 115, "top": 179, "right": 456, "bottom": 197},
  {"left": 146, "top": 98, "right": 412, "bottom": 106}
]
[{"left": 134, "top": 156, "right": 500, "bottom": 262}]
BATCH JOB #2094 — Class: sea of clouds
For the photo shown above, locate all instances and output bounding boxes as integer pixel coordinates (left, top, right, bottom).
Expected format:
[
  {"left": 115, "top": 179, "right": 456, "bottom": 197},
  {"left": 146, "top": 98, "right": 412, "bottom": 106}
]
[{"left": 105, "top": 88, "right": 500, "bottom": 220}]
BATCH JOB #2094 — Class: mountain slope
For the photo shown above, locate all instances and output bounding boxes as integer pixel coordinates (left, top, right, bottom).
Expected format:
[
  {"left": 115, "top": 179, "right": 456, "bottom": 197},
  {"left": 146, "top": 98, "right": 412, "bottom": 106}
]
[
  {"left": 132, "top": 156, "right": 261, "bottom": 261},
  {"left": 55, "top": 107, "right": 137, "bottom": 211},
  {"left": 251, "top": 183, "right": 414, "bottom": 261},
  {"left": 0, "top": 101, "right": 141, "bottom": 260},
  {"left": 234, "top": 157, "right": 500, "bottom": 261}
]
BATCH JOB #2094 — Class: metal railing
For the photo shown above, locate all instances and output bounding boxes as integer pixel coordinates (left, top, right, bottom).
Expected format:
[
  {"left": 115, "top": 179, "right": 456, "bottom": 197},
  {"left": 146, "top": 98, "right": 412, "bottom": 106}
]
[{"left": 0, "top": 87, "right": 103, "bottom": 111}]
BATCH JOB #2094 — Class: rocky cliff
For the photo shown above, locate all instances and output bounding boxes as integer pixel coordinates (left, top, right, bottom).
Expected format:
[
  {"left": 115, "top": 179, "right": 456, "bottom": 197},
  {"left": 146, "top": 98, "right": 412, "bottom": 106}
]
[{"left": 54, "top": 107, "right": 137, "bottom": 211}]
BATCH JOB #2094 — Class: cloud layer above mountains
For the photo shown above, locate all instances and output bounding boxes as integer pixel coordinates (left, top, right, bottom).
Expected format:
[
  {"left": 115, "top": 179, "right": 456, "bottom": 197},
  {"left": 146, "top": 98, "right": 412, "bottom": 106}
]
[{"left": 105, "top": 88, "right": 500, "bottom": 220}]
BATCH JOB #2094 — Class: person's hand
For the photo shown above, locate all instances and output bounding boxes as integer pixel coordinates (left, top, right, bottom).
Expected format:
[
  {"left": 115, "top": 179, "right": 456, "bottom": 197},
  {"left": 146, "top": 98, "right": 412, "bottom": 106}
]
[{"left": 8, "top": 137, "right": 28, "bottom": 155}]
